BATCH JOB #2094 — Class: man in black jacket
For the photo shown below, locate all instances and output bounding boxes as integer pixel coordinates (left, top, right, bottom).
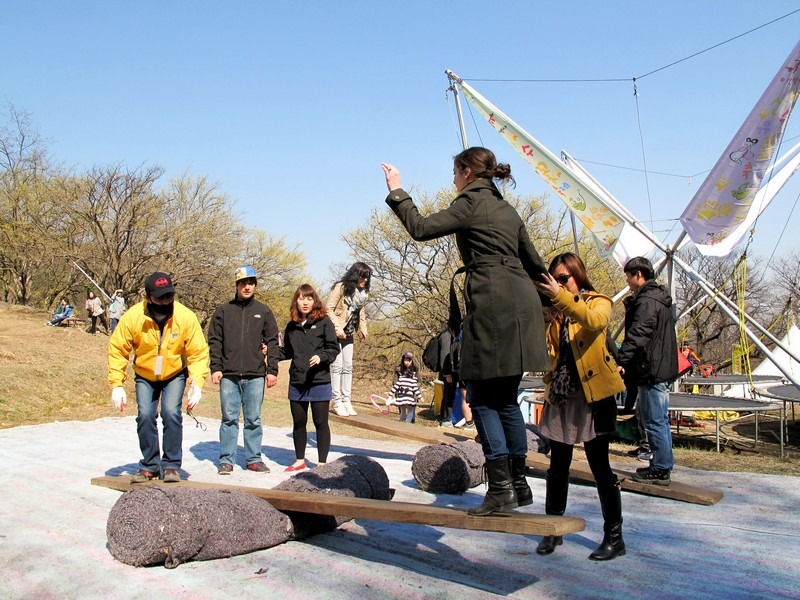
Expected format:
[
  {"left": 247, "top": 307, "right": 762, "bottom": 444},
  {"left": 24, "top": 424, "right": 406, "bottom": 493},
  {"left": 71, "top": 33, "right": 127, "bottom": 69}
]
[
  {"left": 617, "top": 257, "right": 678, "bottom": 486},
  {"left": 208, "top": 266, "right": 280, "bottom": 475}
]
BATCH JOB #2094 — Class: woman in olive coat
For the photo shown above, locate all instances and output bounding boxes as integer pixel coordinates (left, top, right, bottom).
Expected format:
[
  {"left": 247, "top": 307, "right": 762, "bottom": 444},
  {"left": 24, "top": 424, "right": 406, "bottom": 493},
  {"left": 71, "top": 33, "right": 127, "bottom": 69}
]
[{"left": 381, "top": 147, "right": 549, "bottom": 516}]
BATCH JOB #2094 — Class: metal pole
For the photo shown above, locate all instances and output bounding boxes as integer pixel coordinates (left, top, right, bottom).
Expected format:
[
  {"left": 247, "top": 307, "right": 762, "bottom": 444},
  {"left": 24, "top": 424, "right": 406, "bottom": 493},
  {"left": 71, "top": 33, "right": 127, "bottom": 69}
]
[
  {"left": 70, "top": 260, "right": 111, "bottom": 301},
  {"left": 445, "top": 70, "right": 469, "bottom": 150}
]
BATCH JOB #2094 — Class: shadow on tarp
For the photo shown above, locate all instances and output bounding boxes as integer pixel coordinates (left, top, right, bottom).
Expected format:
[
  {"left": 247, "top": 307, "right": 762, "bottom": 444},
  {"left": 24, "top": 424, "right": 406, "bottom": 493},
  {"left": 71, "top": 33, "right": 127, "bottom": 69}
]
[{"left": 305, "top": 518, "right": 540, "bottom": 595}]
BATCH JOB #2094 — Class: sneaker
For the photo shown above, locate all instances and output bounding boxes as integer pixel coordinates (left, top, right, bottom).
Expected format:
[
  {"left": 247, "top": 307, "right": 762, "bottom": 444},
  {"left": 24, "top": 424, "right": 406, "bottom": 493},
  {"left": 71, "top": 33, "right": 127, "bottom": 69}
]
[
  {"left": 631, "top": 467, "right": 670, "bottom": 486},
  {"left": 246, "top": 461, "right": 271, "bottom": 473},
  {"left": 637, "top": 451, "right": 654, "bottom": 462},
  {"left": 218, "top": 463, "right": 233, "bottom": 475},
  {"left": 439, "top": 420, "right": 453, "bottom": 428},
  {"left": 162, "top": 469, "right": 181, "bottom": 483},
  {"left": 453, "top": 418, "right": 467, "bottom": 428},
  {"left": 130, "top": 469, "right": 158, "bottom": 483},
  {"left": 464, "top": 421, "right": 476, "bottom": 430},
  {"left": 626, "top": 446, "right": 646, "bottom": 457}
]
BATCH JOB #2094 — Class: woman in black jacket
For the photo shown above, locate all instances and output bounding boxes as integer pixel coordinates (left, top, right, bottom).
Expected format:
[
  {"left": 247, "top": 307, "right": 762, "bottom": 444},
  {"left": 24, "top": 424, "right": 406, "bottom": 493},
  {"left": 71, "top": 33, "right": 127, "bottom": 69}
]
[
  {"left": 280, "top": 284, "right": 340, "bottom": 472},
  {"left": 381, "top": 147, "right": 549, "bottom": 516}
]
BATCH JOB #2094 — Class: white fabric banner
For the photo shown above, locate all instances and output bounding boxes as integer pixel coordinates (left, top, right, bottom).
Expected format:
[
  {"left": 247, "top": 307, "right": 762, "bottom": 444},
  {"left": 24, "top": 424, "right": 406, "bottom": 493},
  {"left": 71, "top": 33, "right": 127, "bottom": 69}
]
[
  {"left": 457, "top": 78, "right": 624, "bottom": 259},
  {"left": 680, "top": 40, "right": 800, "bottom": 253},
  {"left": 692, "top": 142, "right": 800, "bottom": 257}
]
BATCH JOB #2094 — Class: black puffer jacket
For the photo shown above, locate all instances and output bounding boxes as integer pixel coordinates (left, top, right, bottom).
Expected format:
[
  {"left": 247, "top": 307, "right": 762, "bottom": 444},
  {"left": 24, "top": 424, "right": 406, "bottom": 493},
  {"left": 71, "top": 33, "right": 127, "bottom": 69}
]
[
  {"left": 617, "top": 280, "right": 678, "bottom": 385},
  {"left": 279, "top": 316, "right": 340, "bottom": 387},
  {"left": 208, "top": 296, "right": 279, "bottom": 377}
]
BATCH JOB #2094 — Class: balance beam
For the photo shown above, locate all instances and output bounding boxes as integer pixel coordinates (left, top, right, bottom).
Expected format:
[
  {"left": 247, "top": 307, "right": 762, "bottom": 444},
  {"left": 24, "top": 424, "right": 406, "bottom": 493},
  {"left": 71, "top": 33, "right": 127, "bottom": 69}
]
[
  {"left": 330, "top": 413, "right": 723, "bottom": 506},
  {"left": 91, "top": 476, "right": 585, "bottom": 537}
]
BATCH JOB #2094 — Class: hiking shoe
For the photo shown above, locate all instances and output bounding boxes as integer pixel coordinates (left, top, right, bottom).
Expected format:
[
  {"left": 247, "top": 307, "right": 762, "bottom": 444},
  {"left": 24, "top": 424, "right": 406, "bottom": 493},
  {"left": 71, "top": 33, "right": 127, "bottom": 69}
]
[
  {"left": 246, "top": 461, "right": 271, "bottom": 473},
  {"left": 632, "top": 467, "right": 670, "bottom": 486},
  {"left": 130, "top": 469, "right": 158, "bottom": 483},
  {"left": 464, "top": 421, "right": 476, "bottom": 430},
  {"left": 637, "top": 451, "right": 654, "bottom": 462},
  {"left": 162, "top": 469, "right": 181, "bottom": 483},
  {"left": 218, "top": 463, "right": 233, "bottom": 475}
]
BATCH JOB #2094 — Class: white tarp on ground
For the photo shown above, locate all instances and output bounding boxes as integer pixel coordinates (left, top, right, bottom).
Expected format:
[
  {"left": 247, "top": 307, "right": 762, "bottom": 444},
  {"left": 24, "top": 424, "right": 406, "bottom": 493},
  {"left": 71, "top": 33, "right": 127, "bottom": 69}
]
[
  {"left": 723, "top": 324, "right": 800, "bottom": 398},
  {"left": 1, "top": 417, "right": 798, "bottom": 599}
]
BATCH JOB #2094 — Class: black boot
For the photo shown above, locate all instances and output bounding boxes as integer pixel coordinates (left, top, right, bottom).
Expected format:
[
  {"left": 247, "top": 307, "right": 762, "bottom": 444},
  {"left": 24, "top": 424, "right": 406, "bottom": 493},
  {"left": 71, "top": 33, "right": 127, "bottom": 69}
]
[
  {"left": 468, "top": 457, "right": 518, "bottom": 516},
  {"left": 536, "top": 535, "right": 563, "bottom": 555},
  {"left": 509, "top": 456, "right": 533, "bottom": 507},
  {"left": 589, "top": 479, "right": 626, "bottom": 561},
  {"left": 537, "top": 471, "right": 568, "bottom": 555}
]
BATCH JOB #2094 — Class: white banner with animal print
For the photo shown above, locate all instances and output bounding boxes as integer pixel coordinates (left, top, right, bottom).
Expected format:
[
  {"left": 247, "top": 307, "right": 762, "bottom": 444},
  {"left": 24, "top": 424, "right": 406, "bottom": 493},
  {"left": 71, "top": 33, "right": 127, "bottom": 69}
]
[
  {"left": 679, "top": 40, "right": 800, "bottom": 254},
  {"left": 456, "top": 78, "right": 624, "bottom": 259}
]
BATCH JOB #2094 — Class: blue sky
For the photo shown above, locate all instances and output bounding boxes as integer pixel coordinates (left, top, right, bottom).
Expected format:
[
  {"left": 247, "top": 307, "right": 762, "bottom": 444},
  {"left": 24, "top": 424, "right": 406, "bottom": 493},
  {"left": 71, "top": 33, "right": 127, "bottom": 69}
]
[{"left": 4, "top": 2, "right": 800, "bottom": 284}]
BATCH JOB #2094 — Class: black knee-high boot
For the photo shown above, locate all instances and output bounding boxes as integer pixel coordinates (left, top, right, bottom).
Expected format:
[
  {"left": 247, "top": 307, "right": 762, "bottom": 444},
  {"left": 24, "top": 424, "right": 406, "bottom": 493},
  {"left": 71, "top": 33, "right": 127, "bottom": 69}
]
[
  {"left": 468, "top": 457, "right": 518, "bottom": 516},
  {"left": 537, "top": 472, "right": 569, "bottom": 555},
  {"left": 509, "top": 456, "right": 533, "bottom": 507},
  {"left": 589, "top": 479, "right": 626, "bottom": 561}
]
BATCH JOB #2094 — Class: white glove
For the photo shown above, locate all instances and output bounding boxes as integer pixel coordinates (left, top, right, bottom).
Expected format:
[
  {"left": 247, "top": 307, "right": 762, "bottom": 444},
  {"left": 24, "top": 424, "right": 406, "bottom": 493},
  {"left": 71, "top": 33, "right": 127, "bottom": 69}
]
[
  {"left": 186, "top": 383, "right": 202, "bottom": 410},
  {"left": 111, "top": 387, "right": 127, "bottom": 411}
]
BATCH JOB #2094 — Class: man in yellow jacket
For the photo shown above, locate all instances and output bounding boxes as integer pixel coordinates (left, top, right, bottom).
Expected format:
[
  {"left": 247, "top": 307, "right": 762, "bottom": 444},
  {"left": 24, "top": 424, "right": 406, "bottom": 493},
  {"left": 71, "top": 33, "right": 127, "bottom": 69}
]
[{"left": 108, "top": 272, "right": 209, "bottom": 483}]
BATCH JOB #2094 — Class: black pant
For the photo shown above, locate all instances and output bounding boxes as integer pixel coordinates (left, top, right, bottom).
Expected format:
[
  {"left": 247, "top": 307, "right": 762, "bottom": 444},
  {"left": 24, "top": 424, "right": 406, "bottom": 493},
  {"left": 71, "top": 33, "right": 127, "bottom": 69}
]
[
  {"left": 289, "top": 400, "right": 331, "bottom": 462},
  {"left": 90, "top": 313, "right": 108, "bottom": 334}
]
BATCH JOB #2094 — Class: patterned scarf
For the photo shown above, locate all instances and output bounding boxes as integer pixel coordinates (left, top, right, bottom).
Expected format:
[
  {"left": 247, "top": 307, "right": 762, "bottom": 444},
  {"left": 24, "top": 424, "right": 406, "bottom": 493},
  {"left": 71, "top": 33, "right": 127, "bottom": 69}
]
[{"left": 549, "top": 317, "right": 576, "bottom": 406}]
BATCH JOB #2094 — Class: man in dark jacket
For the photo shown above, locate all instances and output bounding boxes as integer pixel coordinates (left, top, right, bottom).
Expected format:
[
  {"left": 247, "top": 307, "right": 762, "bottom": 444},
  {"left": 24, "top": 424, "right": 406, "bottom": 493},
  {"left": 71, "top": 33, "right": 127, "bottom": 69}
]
[
  {"left": 208, "top": 266, "right": 279, "bottom": 475},
  {"left": 617, "top": 257, "right": 678, "bottom": 486}
]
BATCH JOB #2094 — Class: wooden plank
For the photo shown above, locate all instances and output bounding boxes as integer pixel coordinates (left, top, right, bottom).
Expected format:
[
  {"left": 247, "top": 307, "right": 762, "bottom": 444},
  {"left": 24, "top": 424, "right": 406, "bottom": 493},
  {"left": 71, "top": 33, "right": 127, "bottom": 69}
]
[
  {"left": 523, "top": 452, "right": 723, "bottom": 506},
  {"left": 330, "top": 412, "right": 473, "bottom": 445},
  {"left": 90, "top": 475, "right": 585, "bottom": 536},
  {"left": 332, "top": 413, "right": 723, "bottom": 506}
]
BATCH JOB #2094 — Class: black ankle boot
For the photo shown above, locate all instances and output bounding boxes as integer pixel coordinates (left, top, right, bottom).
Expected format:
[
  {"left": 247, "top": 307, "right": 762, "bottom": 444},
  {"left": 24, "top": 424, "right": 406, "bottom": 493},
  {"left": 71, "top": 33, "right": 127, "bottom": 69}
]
[
  {"left": 588, "top": 523, "right": 626, "bottom": 561},
  {"left": 468, "top": 457, "right": 518, "bottom": 516},
  {"left": 536, "top": 535, "right": 563, "bottom": 555},
  {"left": 589, "top": 479, "right": 626, "bottom": 561},
  {"left": 509, "top": 456, "right": 533, "bottom": 507}
]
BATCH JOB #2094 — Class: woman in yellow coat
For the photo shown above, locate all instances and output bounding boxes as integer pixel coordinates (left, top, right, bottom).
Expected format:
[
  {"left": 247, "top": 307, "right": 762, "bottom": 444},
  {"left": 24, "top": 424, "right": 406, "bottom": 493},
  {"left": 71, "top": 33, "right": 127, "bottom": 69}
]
[{"left": 533, "top": 253, "right": 626, "bottom": 561}]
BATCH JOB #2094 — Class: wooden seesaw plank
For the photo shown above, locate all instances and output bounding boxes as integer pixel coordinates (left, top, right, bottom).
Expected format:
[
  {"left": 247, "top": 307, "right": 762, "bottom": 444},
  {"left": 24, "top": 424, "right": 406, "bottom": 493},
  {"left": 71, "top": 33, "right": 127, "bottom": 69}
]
[
  {"left": 330, "top": 413, "right": 723, "bottom": 506},
  {"left": 90, "top": 476, "right": 585, "bottom": 537}
]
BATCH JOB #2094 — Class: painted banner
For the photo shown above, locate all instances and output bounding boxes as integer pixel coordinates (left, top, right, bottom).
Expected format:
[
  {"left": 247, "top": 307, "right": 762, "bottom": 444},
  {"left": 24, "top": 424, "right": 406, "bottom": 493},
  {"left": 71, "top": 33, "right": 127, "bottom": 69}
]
[
  {"left": 561, "top": 152, "right": 658, "bottom": 267},
  {"left": 692, "top": 142, "right": 800, "bottom": 257},
  {"left": 680, "top": 40, "right": 800, "bottom": 254},
  {"left": 455, "top": 77, "right": 624, "bottom": 258}
]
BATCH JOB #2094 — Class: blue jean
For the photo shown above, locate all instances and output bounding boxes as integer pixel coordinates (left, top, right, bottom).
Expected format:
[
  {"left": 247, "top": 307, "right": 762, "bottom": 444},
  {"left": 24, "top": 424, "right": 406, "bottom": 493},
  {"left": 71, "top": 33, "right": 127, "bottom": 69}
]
[
  {"left": 398, "top": 405, "right": 416, "bottom": 423},
  {"left": 135, "top": 371, "right": 186, "bottom": 473},
  {"left": 110, "top": 318, "right": 119, "bottom": 333},
  {"left": 219, "top": 375, "right": 266, "bottom": 466},
  {"left": 466, "top": 375, "right": 527, "bottom": 461},
  {"left": 638, "top": 381, "right": 674, "bottom": 470}
]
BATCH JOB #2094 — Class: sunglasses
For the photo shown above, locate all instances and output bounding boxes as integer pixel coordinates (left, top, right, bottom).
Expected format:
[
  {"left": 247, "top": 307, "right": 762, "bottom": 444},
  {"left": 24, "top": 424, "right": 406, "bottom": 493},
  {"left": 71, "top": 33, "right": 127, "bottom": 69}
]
[{"left": 554, "top": 274, "right": 572, "bottom": 285}]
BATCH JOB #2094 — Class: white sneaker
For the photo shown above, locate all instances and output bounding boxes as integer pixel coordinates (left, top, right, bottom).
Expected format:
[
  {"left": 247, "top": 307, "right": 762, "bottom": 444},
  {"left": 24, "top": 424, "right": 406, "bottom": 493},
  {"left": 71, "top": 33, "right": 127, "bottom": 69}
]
[
  {"left": 333, "top": 404, "right": 349, "bottom": 417},
  {"left": 346, "top": 403, "right": 358, "bottom": 416},
  {"left": 454, "top": 418, "right": 467, "bottom": 428}
]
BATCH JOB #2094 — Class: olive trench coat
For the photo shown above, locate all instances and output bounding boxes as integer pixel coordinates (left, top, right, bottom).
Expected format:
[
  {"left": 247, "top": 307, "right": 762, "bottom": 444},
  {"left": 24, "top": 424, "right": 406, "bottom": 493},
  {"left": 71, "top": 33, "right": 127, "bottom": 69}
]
[{"left": 386, "top": 179, "right": 549, "bottom": 381}]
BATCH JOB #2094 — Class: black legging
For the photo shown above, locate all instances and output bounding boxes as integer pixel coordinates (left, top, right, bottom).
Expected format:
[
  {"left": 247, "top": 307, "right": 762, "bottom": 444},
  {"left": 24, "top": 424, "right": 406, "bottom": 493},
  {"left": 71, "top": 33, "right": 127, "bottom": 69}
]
[
  {"left": 290, "top": 400, "right": 331, "bottom": 463},
  {"left": 90, "top": 313, "right": 108, "bottom": 334},
  {"left": 549, "top": 434, "right": 616, "bottom": 489}
]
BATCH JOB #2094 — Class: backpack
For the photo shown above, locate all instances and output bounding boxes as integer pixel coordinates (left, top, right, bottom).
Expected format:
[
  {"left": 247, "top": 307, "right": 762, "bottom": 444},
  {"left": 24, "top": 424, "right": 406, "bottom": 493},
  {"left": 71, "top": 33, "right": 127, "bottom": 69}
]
[{"left": 422, "top": 335, "right": 442, "bottom": 371}]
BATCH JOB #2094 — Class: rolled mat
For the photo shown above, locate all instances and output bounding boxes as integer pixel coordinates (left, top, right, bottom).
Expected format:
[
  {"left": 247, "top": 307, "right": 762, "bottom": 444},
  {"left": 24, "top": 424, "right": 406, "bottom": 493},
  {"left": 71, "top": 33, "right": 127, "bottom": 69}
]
[
  {"left": 411, "top": 440, "right": 485, "bottom": 494},
  {"left": 274, "top": 454, "right": 391, "bottom": 540},
  {"left": 107, "top": 486, "right": 293, "bottom": 568}
]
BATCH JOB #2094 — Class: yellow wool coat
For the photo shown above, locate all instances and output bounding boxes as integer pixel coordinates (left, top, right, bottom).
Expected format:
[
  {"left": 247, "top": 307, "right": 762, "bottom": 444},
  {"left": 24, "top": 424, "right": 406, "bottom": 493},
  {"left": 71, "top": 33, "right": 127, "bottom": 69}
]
[{"left": 543, "top": 288, "right": 625, "bottom": 403}]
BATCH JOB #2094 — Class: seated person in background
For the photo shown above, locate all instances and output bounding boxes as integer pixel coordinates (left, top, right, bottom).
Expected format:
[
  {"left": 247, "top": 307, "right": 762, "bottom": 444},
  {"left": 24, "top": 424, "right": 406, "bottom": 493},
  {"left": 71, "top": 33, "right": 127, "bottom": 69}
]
[{"left": 47, "top": 298, "right": 74, "bottom": 326}]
